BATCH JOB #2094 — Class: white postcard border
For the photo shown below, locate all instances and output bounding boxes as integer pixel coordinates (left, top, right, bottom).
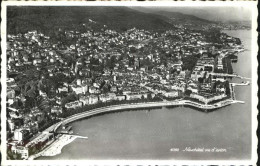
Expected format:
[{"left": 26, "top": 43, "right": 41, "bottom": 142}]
[{"left": 1, "top": 1, "right": 258, "bottom": 165}]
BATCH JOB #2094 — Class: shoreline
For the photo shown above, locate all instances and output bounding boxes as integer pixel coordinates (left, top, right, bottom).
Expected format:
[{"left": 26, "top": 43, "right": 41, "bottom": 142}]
[
  {"left": 53, "top": 99, "right": 237, "bottom": 131},
  {"left": 28, "top": 97, "right": 248, "bottom": 160},
  {"left": 29, "top": 135, "right": 77, "bottom": 160}
]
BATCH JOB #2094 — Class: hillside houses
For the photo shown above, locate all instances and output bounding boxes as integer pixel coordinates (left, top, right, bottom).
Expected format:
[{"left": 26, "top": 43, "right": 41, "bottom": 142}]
[{"left": 6, "top": 18, "right": 241, "bottom": 158}]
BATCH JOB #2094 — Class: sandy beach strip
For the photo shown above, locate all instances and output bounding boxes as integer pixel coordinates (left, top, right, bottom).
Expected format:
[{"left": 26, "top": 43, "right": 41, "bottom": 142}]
[
  {"left": 41, "top": 135, "right": 77, "bottom": 157},
  {"left": 28, "top": 135, "right": 77, "bottom": 160}
]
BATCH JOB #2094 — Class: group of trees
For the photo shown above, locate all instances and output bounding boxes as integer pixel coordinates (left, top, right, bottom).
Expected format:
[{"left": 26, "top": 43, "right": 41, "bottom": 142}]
[
  {"left": 197, "top": 72, "right": 211, "bottom": 84},
  {"left": 7, "top": 147, "right": 22, "bottom": 160},
  {"left": 105, "top": 55, "right": 117, "bottom": 69},
  {"left": 141, "top": 58, "right": 154, "bottom": 70},
  {"left": 184, "top": 89, "right": 192, "bottom": 96},
  {"left": 204, "top": 29, "right": 223, "bottom": 44},
  {"left": 61, "top": 93, "right": 78, "bottom": 108},
  {"left": 222, "top": 57, "right": 233, "bottom": 74},
  {"left": 181, "top": 55, "right": 198, "bottom": 71}
]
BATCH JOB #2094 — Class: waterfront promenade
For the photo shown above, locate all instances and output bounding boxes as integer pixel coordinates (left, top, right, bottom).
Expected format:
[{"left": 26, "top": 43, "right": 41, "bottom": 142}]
[
  {"left": 53, "top": 99, "right": 245, "bottom": 131},
  {"left": 26, "top": 97, "right": 245, "bottom": 160},
  {"left": 32, "top": 99, "right": 246, "bottom": 138},
  {"left": 40, "top": 81, "right": 249, "bottom": 135}
]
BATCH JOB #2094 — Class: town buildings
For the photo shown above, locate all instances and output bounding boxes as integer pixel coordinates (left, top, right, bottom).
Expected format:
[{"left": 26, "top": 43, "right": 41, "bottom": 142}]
[{"left": 6, "top": 19, "right": 241, "bottom": 159}]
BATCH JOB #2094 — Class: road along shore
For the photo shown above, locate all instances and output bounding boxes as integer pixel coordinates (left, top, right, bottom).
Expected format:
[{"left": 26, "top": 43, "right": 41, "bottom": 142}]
[{"left": 29, "top": 99, "right": 245, "bottom": 159}]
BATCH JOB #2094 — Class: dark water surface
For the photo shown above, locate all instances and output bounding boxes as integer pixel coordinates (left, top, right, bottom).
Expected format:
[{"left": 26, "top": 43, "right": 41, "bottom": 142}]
[{"left": 40, "top": 30, "right": 251, "bottom": 160}]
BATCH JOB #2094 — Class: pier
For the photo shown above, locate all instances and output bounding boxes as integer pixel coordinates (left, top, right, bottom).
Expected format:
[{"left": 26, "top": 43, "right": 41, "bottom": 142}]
[
  {"left": 230, "top": 81, "right": 250, "bottom": 86},
  {"left": 48, "top": 131, "right": 88, "bottom": 139},
  {"left": 229, "top": 81, "right": 250, "bottom": 101},
  {"left": 211, "top": 73, "right": 251, "bottom": 80}
]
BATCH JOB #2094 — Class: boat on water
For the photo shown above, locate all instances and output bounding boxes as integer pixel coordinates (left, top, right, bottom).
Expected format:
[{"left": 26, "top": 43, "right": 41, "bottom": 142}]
[{"left": 241, "top": 81, "right": 250, "bottom": 85}]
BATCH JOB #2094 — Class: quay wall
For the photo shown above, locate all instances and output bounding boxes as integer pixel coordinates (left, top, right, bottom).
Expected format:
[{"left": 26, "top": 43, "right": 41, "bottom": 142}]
[{"left": 52, "top": 100, "right": 233, "bottom": 132}]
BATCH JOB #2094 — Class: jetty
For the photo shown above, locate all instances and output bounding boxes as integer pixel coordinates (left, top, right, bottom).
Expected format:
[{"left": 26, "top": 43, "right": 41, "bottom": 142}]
[
  {"left": 211, "top": 73, "right": 251, "bottom": 80},
  {"left": 230, "top": 81, "right": 250, "bottom": 86}
]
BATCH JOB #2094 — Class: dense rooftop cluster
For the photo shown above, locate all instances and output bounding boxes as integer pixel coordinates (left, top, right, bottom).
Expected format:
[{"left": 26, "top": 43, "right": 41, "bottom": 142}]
[{"left": 6, "top": 19, "right": 243, "bottom": 159}]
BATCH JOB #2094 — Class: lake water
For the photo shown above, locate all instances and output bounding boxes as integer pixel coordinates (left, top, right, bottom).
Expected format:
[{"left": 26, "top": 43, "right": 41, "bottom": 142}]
[{"left": 40, "top": 30, "right": 252, "bottom": 160}]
